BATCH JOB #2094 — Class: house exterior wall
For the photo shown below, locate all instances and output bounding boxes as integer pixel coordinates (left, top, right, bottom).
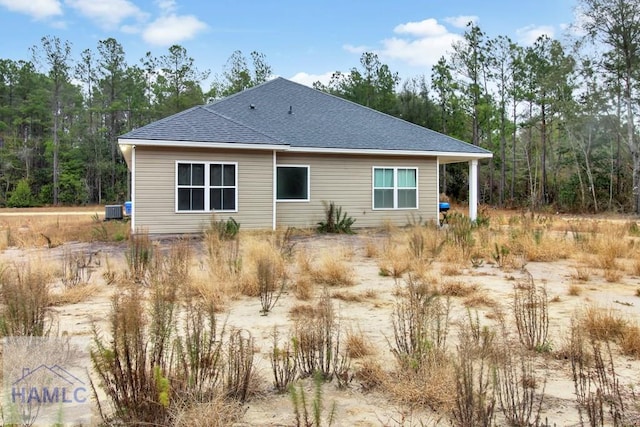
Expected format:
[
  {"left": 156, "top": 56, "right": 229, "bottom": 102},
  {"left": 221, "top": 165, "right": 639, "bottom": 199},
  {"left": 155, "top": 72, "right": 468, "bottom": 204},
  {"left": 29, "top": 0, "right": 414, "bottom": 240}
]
[
  {"left": 133, "top": 147, "right": 439, "bottom": 234},
  {"left": 275, "top": 152, "right": 438, "bottom": 228},
  {"left": 134, "top": 146, "right": 274, "bottom": 234}
]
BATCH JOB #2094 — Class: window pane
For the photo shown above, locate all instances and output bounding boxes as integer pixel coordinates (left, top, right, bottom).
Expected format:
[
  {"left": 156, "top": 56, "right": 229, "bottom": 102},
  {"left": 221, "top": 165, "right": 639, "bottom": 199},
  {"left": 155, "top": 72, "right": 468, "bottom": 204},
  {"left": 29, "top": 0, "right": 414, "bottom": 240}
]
[
  {"left": 277, "top": 167, "right": 308, "bottom": 200},
  {"left": 178, "top": 164, "right": 191, "bottom": 185},
  {"left": 374, "top": 189, "right": 394, "bottom": 208},
  {"left": 398, "top": 189, "right": 417, "bottom": 208},
  {"left": 178, "top": 188, "right": 191, "bottom": 210},
  {"left": 192, "top": 164, "right": 204, "bottom": 186},
  {"left": 223, "top": 164, "right": 235, "bottom": 186},
  {"left": 398, "top": 169, "right": 416, "bottom": 187},
  {"left": 210, "top": 188, "right": 221, "bottom": 210},
  {"left": 210, "top": 164, "right": 222, "bottom": 186},
  {"left": 223, "top": 188, "right": 235, "bottom": 210},
  {"left": 374, "top": 168, "right": 393, "bottom": 187},
  {"left": 192, "top": 189, "right": 204, "bottom": 210}
]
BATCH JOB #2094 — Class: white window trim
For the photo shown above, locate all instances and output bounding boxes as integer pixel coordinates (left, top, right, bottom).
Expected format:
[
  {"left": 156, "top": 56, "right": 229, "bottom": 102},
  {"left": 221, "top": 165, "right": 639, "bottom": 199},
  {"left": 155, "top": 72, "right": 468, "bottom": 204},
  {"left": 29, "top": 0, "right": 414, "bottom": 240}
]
[
  {"left": 372, "top": 166, "right": 419, "bottom": 210},
  {"left": 175, "top": 160, "right": 239, "bottom": 213},
  {"left": 276, "top": 164, "right": 311, "bottom": 202}
]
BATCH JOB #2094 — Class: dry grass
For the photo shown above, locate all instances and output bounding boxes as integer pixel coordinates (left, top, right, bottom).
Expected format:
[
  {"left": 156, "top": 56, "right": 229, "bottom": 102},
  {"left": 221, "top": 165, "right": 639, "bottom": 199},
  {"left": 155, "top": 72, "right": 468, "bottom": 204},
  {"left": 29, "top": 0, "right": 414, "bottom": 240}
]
[
  {"left": 332, "top": 290, "right": 365, "bottom": 302},
  {"left": 463, "top": 292, "right": 498, "bottom": 308},
  {"left": 50, "top": 283, "right": 101, "bottom": 306},
  {"left": 439, "top": 280, "right": 478, "bottom": 297},
  {"left": 567, "top": 284, "right": 582, "bottom": 296},
  {"left": 603, "top": 265, "right": 623, "bottom": 282},
  {"left": 354, "top": 359, "right": 387, "bottom": 392},
  {"left": 572, "top": 265, "right": 592, "bottom": 282},
  {"left": 378, "top": 243, "right": 411, "bottom": 278},
  {"left": 345, "top": 330, "right": 376, "bottom": 358},
  {"left": 172, "top": 397, "right": 243, "bottom": 427},
  {"left": 385, "top": 354, "right": 455, "bottom": 410},
  {"left": 363, "top": 238, "right": 381, "bottom": 258},
  {"left": 292, "top": 275, "right": 313, "bottom": 300},
  {"left": 440, "top": 263, "right": 463, "bottom": 276},
  {"left": 580, "top": 305, "right": 628, "bottom": 341},
  {"left": 312, "top": 252, "right": 356, "bottom": 287},
  {"left": 620, "top": 324, "right": 640, "bottom": 358}
]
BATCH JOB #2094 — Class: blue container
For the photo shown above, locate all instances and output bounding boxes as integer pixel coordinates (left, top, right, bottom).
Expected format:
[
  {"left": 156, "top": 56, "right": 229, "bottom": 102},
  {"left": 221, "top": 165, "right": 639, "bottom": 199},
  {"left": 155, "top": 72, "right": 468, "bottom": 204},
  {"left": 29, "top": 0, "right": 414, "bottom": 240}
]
[
  {"left": 124, "top": 201, "right": 132, "bottom": 215},
  {"left": 439, "top": 202, "right": 450, "bottom": 212}
]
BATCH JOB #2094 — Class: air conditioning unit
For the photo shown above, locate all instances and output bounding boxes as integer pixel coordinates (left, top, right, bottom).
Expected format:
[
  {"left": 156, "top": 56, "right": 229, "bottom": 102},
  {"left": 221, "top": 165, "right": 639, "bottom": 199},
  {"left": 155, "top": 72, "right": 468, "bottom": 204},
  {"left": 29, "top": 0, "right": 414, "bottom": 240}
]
[{"left": 105, "top": 205, "right": 123, "bottom": 220}]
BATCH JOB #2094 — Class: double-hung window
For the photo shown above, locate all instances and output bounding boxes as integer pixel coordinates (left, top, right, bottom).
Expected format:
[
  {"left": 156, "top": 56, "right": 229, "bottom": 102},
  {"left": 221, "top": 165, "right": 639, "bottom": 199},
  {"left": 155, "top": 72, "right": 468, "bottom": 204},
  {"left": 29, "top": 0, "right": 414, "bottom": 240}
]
[
  {"left": 372, "top": 167, "right": 418, "bottom": 209},
  {"left": 176, "top": 162, "right": 237, "bottom": 212}
]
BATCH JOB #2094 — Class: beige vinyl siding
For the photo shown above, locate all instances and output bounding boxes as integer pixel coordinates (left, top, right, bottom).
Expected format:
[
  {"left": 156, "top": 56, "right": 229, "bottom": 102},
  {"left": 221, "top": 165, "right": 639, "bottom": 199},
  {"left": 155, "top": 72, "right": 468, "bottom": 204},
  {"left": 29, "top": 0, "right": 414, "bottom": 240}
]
[
  {"left": 276, "top": 153, "right": 438, "bottom": 228},
  {"left": 134, "top": 147, "right": 273, "bottom": 234}
]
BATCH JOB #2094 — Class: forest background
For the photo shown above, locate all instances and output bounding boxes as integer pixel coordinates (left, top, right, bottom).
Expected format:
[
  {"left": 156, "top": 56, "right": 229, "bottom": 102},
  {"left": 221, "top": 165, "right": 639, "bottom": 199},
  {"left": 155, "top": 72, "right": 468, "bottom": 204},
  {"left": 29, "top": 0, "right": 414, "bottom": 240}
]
[{"left": 0, "top": 0, "right": 638, "bottom": 214}]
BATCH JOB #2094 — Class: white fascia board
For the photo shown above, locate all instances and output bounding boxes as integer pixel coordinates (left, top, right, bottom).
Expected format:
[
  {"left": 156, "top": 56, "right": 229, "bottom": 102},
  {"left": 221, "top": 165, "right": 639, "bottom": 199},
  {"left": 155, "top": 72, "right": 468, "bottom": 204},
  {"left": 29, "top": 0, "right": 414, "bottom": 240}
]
[
  {"left": 288, "top": 146, "right": 493, "bottom": 160},
  {"left": 118, "top": 138, "right": 289, "bottom": 151}
]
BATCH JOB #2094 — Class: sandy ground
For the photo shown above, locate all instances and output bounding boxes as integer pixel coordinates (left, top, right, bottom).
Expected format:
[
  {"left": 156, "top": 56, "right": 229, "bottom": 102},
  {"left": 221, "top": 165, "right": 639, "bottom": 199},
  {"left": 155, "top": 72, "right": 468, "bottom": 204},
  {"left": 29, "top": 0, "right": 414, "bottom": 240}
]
[{"left": 1, "top": 229, "right": 639, "bottom": 426}]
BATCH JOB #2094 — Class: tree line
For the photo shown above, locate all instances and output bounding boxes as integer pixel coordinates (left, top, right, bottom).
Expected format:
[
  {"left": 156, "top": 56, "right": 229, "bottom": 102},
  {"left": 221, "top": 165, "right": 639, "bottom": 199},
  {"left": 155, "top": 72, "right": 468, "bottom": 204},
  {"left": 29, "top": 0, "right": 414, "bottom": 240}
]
[{"left": 0, "top": 0, "right": 638, "bottom": 213}]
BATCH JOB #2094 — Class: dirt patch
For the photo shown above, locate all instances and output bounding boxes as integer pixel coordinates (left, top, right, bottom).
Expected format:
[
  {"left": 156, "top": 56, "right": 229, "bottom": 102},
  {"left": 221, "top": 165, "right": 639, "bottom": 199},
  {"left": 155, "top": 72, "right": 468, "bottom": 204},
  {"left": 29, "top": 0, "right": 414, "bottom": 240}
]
[{"left": 1, "top": 222, "right": 639, "bottom": 426}]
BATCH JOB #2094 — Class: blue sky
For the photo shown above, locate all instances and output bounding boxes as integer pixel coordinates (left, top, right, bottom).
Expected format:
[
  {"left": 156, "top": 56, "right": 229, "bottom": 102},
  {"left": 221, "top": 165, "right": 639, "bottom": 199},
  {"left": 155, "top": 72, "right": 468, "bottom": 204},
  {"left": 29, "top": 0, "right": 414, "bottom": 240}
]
[{"left": 0, "top": 0, "right": 578, "bottom": 87}]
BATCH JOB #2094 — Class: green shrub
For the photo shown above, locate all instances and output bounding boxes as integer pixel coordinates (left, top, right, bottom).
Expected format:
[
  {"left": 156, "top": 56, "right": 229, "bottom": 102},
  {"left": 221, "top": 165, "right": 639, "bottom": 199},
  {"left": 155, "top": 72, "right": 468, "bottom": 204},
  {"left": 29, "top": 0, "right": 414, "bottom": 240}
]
[
  {"left": 7, "top": 179, "right": 35, "bottom": 208},
  {"left": 317, "top": 202, "right": 355, "bottom": 234},
  {"left": 208, "top": 217, "right": 241, "bottom": 240}
]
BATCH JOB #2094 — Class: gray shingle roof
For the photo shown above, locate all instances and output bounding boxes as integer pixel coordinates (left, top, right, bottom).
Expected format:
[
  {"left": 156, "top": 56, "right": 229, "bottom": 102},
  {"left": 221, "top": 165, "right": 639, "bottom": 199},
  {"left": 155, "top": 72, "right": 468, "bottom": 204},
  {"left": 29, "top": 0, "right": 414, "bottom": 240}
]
[
  {"left": 120, "top": 105, "right": 284, "bottom": 145},
  {"left": 121, "top": 77, "right": 491, "bottom": 155}
]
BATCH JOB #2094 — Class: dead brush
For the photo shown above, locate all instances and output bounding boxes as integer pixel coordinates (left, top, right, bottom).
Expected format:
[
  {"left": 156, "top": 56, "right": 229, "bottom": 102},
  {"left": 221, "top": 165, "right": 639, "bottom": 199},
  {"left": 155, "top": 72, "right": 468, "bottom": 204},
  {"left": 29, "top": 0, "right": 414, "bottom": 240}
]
[
  {"left": 512, "top": 271, "right": 549, "bottom": 352},
  {"left": 495, "top": 342, "right": 545, "bottom": 427},
  {"left": 61, "top": 249, "right": 101, "bottom": 288},
  {"left": 91, "top": 282, "right": 228, "bottom": 425},
  {"left": 271, "top": 327, "right": 298, "bottom": 393},
  {"left": 125, "top": 230, "right": 153, "bottom": 283},
  {"left": 570, "top": 335, "right": 630, "bottom": 426},
  {"left": 391, "top": 276, "right": 450, "bottom": 370},
  {"left": 291, "top": 290, "right": 350, "bottom": 382},
  {"left": 240, "top": 239, "right": 286, "bottom": 313},
  {"left": 0, "top": 262, "right": 53, "bottom": 336},
  {"left": 224, "top": 328, "right": 256, "bottom": 402},
  {"left": 451, "top": 311, "right": 497, "bottom": 427},
  {"left": 205, "top": 223, "right": 241, "bottom": 282}
]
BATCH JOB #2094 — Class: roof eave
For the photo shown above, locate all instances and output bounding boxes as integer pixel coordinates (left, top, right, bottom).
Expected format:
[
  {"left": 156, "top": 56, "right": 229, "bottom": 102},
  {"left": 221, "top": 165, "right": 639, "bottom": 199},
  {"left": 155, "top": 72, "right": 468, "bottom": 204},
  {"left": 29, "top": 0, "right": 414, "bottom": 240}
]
[
  {"left": 287, "top": 146, "right": 493, "bottom": 161},
  {"left": 118, "top": 138, "right": 289, "bottom": 151}
]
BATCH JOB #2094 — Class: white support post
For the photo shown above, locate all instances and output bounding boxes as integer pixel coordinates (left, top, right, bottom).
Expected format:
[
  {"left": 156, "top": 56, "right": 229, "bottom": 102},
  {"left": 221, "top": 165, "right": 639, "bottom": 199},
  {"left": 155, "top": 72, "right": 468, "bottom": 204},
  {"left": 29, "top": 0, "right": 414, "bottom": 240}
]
[
  {"left": 469, "top": 159, "right": 478, "bottom": 221},
  {"left": 272, "top": 150, "right": 277, "bottom": 231},
  {"left": 131, "top": 145, "right": 136, "bottom": 233}
]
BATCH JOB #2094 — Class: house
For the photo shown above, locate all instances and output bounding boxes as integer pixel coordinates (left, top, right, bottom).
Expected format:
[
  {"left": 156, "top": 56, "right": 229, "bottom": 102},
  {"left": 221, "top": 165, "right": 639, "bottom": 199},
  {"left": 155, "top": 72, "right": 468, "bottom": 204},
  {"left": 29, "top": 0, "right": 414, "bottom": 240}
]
[{"left": 118, "top": 77, "right": 492, "bottom": 234}]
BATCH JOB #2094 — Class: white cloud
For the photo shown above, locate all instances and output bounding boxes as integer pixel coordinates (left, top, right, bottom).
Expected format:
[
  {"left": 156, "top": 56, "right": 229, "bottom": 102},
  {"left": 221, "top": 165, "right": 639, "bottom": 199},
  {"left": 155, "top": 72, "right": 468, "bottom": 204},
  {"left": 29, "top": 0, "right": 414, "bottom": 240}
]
[
  {"left": 343, "top": 44, "right": 369, "bottom": 54},
  {"left": 373, "top": 18, "right": 464, "bottom": 69},
  {"left": 156, "top": 0, "right": 176, "bottom": 13},
  {"left": 516, "top": 25, "right": 555, "bottom": 45},
  {"left": 65, "top": 0, "right": 146, "bottom": 29},
  {"left": 444, "top": 15, "right": 479, "bottom": 29},
  {"left": 289, "top": 71, "right": 334, "bottom": 87},
  {"left": 394, "top": 18, "right": 447, "bottom": 37},
  {"left": 142, "top": 14, "right": 207, "bottom": 46},
  {"left": 0, "top": 0, "right": 62, "bottom": 20}
]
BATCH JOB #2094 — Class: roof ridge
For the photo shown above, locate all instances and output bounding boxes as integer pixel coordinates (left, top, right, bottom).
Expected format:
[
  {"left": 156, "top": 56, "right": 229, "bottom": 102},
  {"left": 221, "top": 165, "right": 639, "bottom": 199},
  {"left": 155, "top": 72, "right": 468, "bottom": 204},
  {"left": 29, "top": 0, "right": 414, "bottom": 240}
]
[{"left": 205, "top": 77, "right": 286, "bottom": 106}]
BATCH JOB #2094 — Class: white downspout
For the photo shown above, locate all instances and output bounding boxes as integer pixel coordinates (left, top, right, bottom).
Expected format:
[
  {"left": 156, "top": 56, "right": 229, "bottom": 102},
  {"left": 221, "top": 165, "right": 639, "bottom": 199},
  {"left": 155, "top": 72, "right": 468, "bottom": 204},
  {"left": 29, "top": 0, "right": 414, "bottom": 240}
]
[
  {"left": 436, "top": 157, "right": 440, "bottom": 218},
  {"left": 131, "top": 145, "right": 136, "bottom": 233},
  {"left": 272, "top": 150, "right": 277, "bottom": 230},
  {"left": 469, "top": 159, "right": 478, "bottom": 221}
]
